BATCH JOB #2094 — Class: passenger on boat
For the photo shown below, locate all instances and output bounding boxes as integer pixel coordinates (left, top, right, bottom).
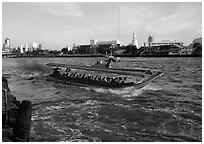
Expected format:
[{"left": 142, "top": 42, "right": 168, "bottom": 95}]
[
  {"left": 68, "top": 73, "right": 72, "bottom": 77},
  {"left": 118, "top": 77, "right": 123, "bottom": 80},
  {"left": 93, "top": 76, "right": 97, "bottom": 80},
  {"left": 52, "top": 67, "right": 61, "bottom": 76},
  {"left": 97, "top": 76, "right": 101, "bottom": 81},
  {"left": 106, "top": 77, "right": 111, "bottom": 82},
  {"left": 83, "top": 75, "right": 88, "bottom": 79},
  {"left": 79, "top": 74, "right": 83, "bottom": 79},
  {"left": 65, "top": 68, "right": 71, "bottom": 73},
  {"left": 73, "top": 73, "right": 77, "bottom": 78},
  {"left": 62, "top": 68, "right": 70, "bottom": 77},
  {"left": 111, "top": 78, "right": 118, "bottom": 83},
  {"left": 78, "top": 73, "right": 81, "bottom": 77},
  {"left": 101, "top": 77, "right": 106, "bottom": 82},
  {"left": 120, "top": 80, "right": 126, "bottom": 85},
  {"left": 70, "top": 73, "right": 74, "bottom": 77},
  {"left": 63, "top": 73, "right": 68, "bottom": 77},
  {"left": 105, "top": 58, "right": 112, "bottom": 68}
]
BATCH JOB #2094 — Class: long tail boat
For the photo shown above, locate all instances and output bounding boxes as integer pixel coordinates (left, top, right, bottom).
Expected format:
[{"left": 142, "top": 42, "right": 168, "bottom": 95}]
[{"left": 46, "top": 62, "right": 163, "bottom": 89}]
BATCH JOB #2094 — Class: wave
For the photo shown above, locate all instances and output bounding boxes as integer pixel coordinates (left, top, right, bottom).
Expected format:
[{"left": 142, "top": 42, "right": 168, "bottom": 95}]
[
  {"left": 82, "top": 83, "right": 162, "bottom": 98},
  {"left": 142, "top": 84, "right": 162, "bottom": 91},
  {"left": 168, "top": 76, "right": 182, "bottom": 83},
  {"left": 18, "top": 72, "right": 41, "bottom": 80}
]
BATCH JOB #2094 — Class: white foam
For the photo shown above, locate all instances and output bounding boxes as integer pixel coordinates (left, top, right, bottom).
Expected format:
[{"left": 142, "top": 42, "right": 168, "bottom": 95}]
[
  {"left": 19, "top": 72, "right": 40, "bottom": 79},
  {"left": 82, "top": 83, "right": 162, "bottom": 98},
  {"left": 142, "top": 83, "right": 162, "bottom": 91},
  {"left": 85, "top": 86, "right": 144, "bottom": 98}
]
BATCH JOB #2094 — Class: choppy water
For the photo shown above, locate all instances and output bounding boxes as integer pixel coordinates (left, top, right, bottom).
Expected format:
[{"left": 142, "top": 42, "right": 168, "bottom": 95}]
[{"left": 2, "top": 57, "right": 202, "bottom": 142}]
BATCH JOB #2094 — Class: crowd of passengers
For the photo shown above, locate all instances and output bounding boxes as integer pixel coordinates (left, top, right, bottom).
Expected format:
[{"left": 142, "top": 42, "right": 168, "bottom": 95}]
[{"left": 52, "top": 68, "right": 132, "bottom": 86}]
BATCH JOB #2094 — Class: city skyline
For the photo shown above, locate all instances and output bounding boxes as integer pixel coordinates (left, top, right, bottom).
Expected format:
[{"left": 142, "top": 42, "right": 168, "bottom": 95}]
[{"left": 2, "top": 2, "right": 202, "bottom": 50}]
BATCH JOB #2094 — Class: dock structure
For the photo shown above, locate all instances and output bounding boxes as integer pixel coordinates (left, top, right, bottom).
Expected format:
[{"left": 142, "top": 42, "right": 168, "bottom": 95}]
[
  {"left": 2, "top": 51, "right": 16, "bottom": 58},
  {"left": 2, "top": 76, "right": 32, "bottom": 142}
]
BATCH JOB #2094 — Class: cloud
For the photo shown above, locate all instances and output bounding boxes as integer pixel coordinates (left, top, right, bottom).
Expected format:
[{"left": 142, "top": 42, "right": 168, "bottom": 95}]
[
  {"left": 116, "top": 4, "right": 166, "bottom": 33},
  {"left": 113, "top": 3, "right": 201, "bottom": 41},
  {"left": 146, "top": 15, "right": 187, "bottom": 35},
  {"left": 38, "top": 3, "right": 83, "bottom": 17},
  {"left": 196, "top": 27, "right": 202, "bottom": 35},
  {"left": 144, "top": 3, "right": 202, "bottom": 36},
  {"left": 41, "top": 26, "right": 113, "bottom": 48}
]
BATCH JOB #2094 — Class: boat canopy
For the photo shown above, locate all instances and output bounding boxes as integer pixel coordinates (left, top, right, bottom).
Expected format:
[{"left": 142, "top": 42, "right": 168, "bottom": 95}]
[{"left": 46, "top": 62, "right": 155, "bottom": 77}]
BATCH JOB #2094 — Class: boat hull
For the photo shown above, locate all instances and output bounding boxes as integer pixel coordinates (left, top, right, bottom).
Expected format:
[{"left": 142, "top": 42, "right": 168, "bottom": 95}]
[{"left": 47, "top": 62, "right": 151, "bottom": 77}]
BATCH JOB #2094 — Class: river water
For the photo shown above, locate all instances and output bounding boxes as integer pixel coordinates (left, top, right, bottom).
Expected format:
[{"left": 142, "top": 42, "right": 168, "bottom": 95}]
[{"left": 2, "top": 57, "right": 202, "bottom": 142}]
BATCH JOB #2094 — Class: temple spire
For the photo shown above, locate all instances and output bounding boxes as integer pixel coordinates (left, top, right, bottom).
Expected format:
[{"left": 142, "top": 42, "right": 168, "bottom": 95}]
[{"left": 132, "top": 32, "right": 139, "bottom": 48}]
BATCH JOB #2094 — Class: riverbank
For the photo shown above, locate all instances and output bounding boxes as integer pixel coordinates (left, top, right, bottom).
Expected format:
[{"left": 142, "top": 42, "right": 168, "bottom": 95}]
[{"left": 3, "top": 54, "right": 202, "bottom": 58}]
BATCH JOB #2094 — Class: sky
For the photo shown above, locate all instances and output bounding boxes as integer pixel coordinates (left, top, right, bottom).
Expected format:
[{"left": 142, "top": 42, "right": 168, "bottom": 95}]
[{"left": 2, "top": 2, "right": 202, "bottom": 50}]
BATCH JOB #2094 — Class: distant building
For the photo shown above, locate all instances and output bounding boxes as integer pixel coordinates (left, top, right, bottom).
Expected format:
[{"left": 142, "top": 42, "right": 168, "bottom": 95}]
[
  {"left": 178, "top": 37, "right": 202, "bottom": 55},
  {"left": 20, "top": 44, "right": 24, "bottom": 53},
  {"left": 25, "top": 44, "right": 28, "bottom": 52},
  {"left": 148, "top": 35, "right": 153, "bottom": 42},
  {"left": 77, "top": 44, "right": 91, "bottom": 54},
  {"left": 145, "top": 40, "right": 184, "bottom": 47},
  {"left": 38, "top": 44, "right": 42, "bottom": 50},
  {"left": 179, "top": 45, "right": 193, "bottom": 55},
  {"left": 132, "top": 32, "right": 139, "bottom": 48},
  {"left": 74, "top": 39, "right": 122, "bottom": 55},
  {"left": 147, "top": 35, "right": 153, "bottom": 47},
  {"left": 144, "top": 35, "right": 184, "bottom": 47},
  {"left": 4, "top": 38, "right": 10, "bottom": 48},
  {"left": 68, "top": 46, "right": 72, "bottom": 51},
  {"left": 90, "top": 39, "right": 97, "bottom": 46},
  {"left": 139, "top": 44, "right": 183, "bottom": 56},
  {"left": 32, "top": 42, "right": 38, "bottom": 49},
  {"left": 192, "top": 37, "right": 202, "bottom": 55},
  {"left": 96, "top": 40, "right": 122, "bottom": 46},
  {"left": 193, "top": 38, "right": 202, "bottom": 45},
  {"left": 2, "top": 38, "right": 11, "bottom": 52},
  {"left": 140, "top": 35, "right": 186, "bottom": 56},
  {"left": 72, "top": 43, "right": 78, "bottom": 54},
  {"left": 153, "top": 40, "right": 184, "bottom": 47},
  {"left": 97, "top": 40, "right": 121, "bottom": 54}
]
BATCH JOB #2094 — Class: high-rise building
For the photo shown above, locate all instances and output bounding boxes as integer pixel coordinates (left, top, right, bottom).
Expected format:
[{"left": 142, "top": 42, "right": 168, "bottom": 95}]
[
  {"left": 4, "top": 38, "right": 10, "bottom": 48},
  {"left": 32, "top": 42, "right": 38, "bottom": 49},
  {"left": 25, "top": 44, "right": 28, "bottom": 52},
  {"left": 2, "top": 38, "right": 11, "bottom": 52},
  {"left": 20, "top": 44, "right": 24, "bottom": 53},
  {"left": 68, "top": 46, "right": 72, "bottom": 51}
]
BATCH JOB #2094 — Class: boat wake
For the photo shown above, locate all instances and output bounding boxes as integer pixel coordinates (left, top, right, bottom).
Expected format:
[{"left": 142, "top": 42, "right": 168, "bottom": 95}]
[
  {"left": 142, "top": 83, "right": 162, "bottom": 91},
  {"left": 17, "top": 72, "right": 48, "bottom": 81},
  {"left": 82, "top": 83, "right": 162, "bottom": 98},
  {"left": 18, "top": 72, "right": 41, "bottom": 80}
]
